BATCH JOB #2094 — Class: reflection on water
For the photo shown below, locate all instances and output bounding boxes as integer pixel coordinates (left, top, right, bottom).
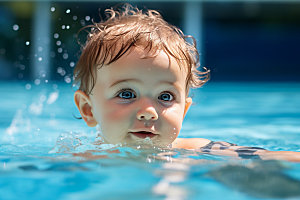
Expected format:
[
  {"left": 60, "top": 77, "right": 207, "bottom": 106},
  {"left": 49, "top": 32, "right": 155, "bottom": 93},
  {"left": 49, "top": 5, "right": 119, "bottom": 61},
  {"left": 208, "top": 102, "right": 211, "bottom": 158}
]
[{"left": 208, "top": 161, "right": 300, "bottom": 199}]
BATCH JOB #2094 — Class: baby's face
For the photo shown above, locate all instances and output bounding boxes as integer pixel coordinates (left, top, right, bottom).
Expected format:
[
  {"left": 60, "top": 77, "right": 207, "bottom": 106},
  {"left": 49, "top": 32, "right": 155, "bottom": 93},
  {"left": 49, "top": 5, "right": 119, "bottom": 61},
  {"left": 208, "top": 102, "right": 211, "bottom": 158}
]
[{"left": 75, "top": 48, "right": 192, "bottom": 147}]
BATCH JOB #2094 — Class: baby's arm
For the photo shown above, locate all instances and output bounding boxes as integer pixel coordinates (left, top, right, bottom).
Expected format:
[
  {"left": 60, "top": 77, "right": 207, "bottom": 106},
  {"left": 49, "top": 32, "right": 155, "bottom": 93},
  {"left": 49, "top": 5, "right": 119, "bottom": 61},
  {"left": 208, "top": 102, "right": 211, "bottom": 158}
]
[
  {"left": 199, "top": 141, "right": 264, "bottom": 159},
  {"left": 199, "top": 140, "right": 300, "bottom": 162},
  {"left": 173, "top": 138, "right": 300, "bottom": 162}
]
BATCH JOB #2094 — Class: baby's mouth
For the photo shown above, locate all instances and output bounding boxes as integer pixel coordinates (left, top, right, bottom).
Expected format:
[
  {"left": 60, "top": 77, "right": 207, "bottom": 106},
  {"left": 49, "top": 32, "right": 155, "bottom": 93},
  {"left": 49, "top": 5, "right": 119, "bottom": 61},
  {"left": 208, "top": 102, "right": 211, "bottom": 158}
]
[{"left": 129, "top": 131, "right": 157, "bottom": 139}]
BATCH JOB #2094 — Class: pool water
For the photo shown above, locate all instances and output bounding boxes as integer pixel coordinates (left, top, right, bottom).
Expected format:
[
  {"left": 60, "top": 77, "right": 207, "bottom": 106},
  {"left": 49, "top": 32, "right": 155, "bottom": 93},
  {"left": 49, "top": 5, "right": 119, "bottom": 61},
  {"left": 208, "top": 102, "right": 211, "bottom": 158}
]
[{"left": 1, "top": 82, "right": 300, "bottom": 200}]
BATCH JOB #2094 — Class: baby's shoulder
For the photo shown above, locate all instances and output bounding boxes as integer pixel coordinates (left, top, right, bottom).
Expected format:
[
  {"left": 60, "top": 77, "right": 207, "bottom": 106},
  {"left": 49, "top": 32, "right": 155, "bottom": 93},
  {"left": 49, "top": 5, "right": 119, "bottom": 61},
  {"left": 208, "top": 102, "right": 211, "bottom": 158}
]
[{"left": 172, "top": 138, "right": 211, "bottom": 149}]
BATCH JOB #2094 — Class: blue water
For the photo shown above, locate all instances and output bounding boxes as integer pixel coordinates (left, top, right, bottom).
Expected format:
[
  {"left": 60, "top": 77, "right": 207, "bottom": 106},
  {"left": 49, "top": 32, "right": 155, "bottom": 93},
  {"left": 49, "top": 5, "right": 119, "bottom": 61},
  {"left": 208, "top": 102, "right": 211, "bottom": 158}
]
[{"left": 1, "top": 81, "right": 300, "bottom": 200}]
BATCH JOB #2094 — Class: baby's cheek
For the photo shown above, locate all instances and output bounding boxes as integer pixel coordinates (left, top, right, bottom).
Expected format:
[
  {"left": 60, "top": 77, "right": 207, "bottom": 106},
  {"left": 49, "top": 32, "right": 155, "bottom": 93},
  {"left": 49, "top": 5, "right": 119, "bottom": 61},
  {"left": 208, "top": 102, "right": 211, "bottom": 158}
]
[
  {"left": 161, "top": 107, "right": 184, "bottom": 131},
  {"left": 104, "top": 103, "right": 134, "bottom": 121}
]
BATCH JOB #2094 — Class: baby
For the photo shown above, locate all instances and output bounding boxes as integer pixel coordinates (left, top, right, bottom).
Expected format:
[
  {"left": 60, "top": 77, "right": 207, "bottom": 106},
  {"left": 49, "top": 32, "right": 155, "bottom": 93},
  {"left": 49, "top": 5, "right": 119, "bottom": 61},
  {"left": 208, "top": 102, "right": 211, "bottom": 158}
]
[{"left": 73, "top": 4, "right": 300, "bottom": 162}]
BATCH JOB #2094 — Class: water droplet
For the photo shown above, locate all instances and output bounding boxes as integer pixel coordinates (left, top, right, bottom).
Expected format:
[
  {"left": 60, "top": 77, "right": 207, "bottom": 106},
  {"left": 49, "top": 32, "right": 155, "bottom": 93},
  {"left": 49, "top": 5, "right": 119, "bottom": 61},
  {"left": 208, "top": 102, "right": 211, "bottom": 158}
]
[
  {"left": 57, "top": 67, "right": 63, "bottom": 73},
  {"left": 34, "top": 79, "right": 41, "bottom": 85},
  {"left": 85, "top": 16, "right": 91, "bottom": 21},
  {"left": 60, "top": 70, "right": 66, "bottom": 76},
  {"left": 25, "top": 83, "right": 31, "bottom": 90},
  {"left": 73, "top": 16, "right": 77, "bottom": 21},
  {"left": 56, "top": 40, "right": 61, "bottom": 46},
  {"left": 50, "top": 7, "right": 55, "bottom": 12},
  {"left": 25, "top": 41, "right": 30, "bottom": 46},
  {"left": 38, "top": 46, "right": 43, "bottom": 52},
  {"left": 66, "top": 25, "right": 70, "bottom": 29},
  {"left": 80, "top": 20, "right": 85, "bottom": 26},
  {"left": 38, "top": 57, "right": 43, "bottom": 62},
  {"left": 63, "top": 53, "right": 68, "bottom": 59},
  {"left": 66, "top": 9, "right": 71, "bottom": 14},
  {"left": 54, "top": 33, "right": 59, "bottom": 39},
  {"left": 146, "top": 157, "right": 152, "bottom": 163},
  {"left": 13, "top": 24, "right": 19, "bottom": 31},
  {"left": 57, "top": 48, "right": 63, "bottom": 53},
  {"left": 61, "top": 25, "right": 66, "bottom": 29},
  {"left": 64, "top": 76, "right": 71, "bottom": 83},
  {"left": 45, "top": 80, "right": 48, "bottom": 83},
  {"left": 69, "top": 61, "right": 75, "bottom": 67},
  {"left": 40, "top": 94, "right": 47, "bottom": 102}
]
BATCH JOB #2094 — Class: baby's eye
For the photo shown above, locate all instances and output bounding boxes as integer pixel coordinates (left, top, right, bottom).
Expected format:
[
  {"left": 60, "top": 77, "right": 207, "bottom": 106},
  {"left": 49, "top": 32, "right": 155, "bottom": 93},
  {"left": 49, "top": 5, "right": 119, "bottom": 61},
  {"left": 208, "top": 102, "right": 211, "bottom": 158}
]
[
  {"left": 158, "top": 92, "right": 174, "bottom": 101},
  {"left": 117, "top": 89, "right": 136, "bottom": 99}
]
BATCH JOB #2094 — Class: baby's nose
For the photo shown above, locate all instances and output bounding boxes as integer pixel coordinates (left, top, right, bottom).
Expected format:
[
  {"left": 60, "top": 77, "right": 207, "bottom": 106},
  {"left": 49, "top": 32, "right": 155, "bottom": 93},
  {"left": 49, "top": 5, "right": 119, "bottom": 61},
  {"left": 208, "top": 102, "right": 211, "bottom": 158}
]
[{"left": 136, "top": 106, "right": 158, "bottom": 121}]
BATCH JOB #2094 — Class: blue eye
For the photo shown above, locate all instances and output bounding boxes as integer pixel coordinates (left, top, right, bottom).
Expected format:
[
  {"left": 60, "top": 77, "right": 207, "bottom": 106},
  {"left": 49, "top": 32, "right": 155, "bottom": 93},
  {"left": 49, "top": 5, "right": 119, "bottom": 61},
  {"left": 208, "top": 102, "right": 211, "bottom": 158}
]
[
  {"left": 158, "top": 92, "right": 174, "bottom": 101},
  {"left": 118, "top": 89, "right": 136, "bottom": 99}
]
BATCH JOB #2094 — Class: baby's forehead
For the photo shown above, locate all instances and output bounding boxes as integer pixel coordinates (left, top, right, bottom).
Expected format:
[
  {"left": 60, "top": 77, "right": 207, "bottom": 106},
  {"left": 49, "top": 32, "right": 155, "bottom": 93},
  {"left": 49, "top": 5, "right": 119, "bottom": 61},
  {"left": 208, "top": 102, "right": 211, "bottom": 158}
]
[
  {"left": 97, "top": 47, "right": 188, "bottom": 85},
  {"left": 107, "top": 46, "right": 188, "bottom": 73}
]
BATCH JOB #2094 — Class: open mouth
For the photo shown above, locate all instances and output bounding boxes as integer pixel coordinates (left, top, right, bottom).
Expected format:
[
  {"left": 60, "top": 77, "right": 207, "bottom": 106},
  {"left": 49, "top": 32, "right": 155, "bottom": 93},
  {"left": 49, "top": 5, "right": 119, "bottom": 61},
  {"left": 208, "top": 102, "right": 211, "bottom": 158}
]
[{"left": 129, "top": 131, "right": 157, "bottom": 139}]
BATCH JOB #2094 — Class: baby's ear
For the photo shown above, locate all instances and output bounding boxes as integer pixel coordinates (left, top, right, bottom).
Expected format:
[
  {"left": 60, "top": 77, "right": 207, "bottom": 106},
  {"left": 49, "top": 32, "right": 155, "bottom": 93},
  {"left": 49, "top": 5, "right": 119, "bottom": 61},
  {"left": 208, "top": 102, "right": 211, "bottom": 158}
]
[
  {"left": 74, "top": 90, "right": 97, "bottom": 127},
  {"left": 183, "top": 97, "right": 192, "bottom": 118}
]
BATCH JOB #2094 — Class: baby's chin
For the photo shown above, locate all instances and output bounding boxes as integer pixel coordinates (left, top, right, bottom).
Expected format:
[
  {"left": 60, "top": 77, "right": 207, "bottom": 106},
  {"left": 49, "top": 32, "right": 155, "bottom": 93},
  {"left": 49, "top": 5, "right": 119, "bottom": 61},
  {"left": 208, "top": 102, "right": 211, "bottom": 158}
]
[
  {"left": 119, "top": 135, "right": 172, "bottom": 149},
  {"left": 99, "top": 133, "right": 173, "bottom": 149}
]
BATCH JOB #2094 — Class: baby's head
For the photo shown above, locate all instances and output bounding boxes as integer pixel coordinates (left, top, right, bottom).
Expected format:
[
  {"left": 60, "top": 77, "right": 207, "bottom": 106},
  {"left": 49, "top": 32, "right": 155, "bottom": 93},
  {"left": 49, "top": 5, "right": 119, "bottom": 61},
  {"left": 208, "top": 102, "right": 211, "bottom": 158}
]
[{"left": 74, "top": 4, "right": 209, "bottom": 147}]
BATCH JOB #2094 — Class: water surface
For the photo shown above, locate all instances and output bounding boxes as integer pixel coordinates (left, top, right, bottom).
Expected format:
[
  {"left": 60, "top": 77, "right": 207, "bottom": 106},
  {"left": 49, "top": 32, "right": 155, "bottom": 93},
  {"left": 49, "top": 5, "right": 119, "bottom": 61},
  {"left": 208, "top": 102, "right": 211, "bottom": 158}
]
[{"left": 1, "top": 82, "right": 300, "bottom": 200}]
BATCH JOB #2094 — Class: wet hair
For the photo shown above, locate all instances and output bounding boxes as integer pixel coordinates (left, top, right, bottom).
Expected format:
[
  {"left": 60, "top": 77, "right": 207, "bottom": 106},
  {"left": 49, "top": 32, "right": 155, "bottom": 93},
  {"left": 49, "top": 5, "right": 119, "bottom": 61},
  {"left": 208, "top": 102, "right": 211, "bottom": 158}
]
[{"left": 73, "top": 4, "right": 210, "bottom": 95}]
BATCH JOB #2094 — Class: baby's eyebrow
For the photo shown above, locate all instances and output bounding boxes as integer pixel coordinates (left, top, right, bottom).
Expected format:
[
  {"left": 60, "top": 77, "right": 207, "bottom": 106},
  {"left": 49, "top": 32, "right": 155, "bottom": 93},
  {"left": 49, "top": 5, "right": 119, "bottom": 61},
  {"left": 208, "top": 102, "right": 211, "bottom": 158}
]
[
  {"left": 159, "top": 80, "right": 183, "bottom": 92},
  {"left": 159, "top": 80, "right": 180, "bottom": 86},
  {"left": 109, "top": 79, "right": 183, "bottom": 92},
  {"left": 109, "top": 79, "right": 141, "bottom": 88}
]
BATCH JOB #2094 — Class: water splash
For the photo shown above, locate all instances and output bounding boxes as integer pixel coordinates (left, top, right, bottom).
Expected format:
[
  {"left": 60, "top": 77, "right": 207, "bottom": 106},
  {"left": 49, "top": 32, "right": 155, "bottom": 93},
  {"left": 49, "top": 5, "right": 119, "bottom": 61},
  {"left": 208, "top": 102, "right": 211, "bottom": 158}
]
[
  {"left": 49, "top": 132, "right": 83, "bottom": 153},
  {"left": 49, "top": 131, "right": 109, "bottom": 154},
  {"left": 47, "top": 92, "right": 59, "bottom": 104},
  {"left": 5, "top": 109, "right": 31, "bottom": 136}
]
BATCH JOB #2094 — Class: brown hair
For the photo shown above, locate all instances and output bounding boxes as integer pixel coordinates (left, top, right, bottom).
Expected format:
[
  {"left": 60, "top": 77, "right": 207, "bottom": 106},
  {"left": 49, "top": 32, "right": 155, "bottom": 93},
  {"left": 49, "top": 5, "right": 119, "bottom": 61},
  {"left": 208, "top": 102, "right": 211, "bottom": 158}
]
[{"left": 73, "top": 4, "right": 209, "bottom": 95}]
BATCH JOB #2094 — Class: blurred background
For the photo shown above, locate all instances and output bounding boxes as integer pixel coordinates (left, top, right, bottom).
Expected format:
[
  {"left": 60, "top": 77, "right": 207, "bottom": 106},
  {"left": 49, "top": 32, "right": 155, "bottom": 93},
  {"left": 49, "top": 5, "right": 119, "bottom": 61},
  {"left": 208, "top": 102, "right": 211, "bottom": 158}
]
[{"left": 1, "top": 0, "right": 300, "bottom": 84}]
